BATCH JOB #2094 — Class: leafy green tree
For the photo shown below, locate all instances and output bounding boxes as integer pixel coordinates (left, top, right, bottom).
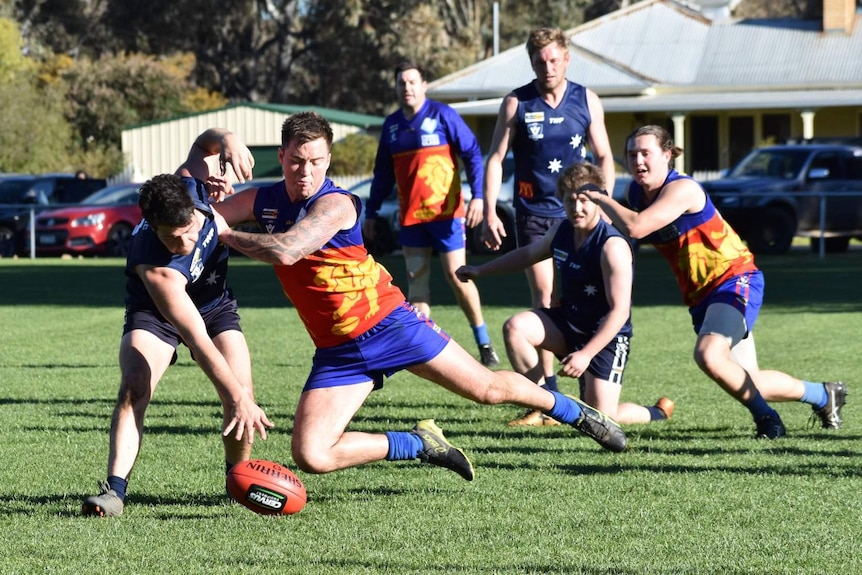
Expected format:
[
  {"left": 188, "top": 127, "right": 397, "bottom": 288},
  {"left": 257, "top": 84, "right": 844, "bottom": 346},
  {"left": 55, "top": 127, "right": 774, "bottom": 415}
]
[
  {"left": 0, "top": 75, "right": 74, "bottom": 173},
  {"left": 329, "top": 133, "right": 378, "bottom": 176}
]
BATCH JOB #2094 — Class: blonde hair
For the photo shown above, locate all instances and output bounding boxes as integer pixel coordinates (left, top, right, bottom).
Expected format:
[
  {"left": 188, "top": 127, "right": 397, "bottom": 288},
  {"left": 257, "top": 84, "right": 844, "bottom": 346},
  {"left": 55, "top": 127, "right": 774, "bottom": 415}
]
[{"left": 526, "top": 27, "right": 568, "bottom": 59}]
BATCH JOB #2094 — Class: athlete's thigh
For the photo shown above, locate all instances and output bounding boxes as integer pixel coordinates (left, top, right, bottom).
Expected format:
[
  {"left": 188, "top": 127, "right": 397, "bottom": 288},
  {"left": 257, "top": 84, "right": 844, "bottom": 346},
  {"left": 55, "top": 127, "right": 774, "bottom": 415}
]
[
  {"left": 293, "top": 382, "right": 375, "bottom": 449},
  {"left": 119, "top": 329, "right": 176, "bottom": 395},
  {"left": 508, "top": 309, "right": 568, "bottom": 356},
  {"left": 407, "top": 339, "right": 492, "bottom": 401}
]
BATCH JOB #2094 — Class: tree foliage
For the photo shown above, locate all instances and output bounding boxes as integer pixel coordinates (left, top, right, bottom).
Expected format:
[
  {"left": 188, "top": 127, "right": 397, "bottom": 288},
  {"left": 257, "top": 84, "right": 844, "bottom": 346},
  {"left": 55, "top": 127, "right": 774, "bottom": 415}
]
[{"left": 5, "top": 0, "right": 844, "bottom": 176}]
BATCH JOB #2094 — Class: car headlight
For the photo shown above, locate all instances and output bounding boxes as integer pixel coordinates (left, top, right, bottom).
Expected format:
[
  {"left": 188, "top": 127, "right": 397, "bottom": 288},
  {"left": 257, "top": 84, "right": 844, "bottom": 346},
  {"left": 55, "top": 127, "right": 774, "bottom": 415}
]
[{"left": 71, "top": 212, "right": 106, "bottom": 227}]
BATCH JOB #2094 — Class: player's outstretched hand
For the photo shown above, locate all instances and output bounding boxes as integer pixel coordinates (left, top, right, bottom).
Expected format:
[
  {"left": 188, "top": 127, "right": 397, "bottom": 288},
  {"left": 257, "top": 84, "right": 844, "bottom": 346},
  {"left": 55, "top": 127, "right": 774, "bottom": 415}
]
[
  {"left": 219, "top": 132, "right": 255, "bottom": 183},
  {"left": 223, "top": 395, "right": 274, "bottom": 444}
]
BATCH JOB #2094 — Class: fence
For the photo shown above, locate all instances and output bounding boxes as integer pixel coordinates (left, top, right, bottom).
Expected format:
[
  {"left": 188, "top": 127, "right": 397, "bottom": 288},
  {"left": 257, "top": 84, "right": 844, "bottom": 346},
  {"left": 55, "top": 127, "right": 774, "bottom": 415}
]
[{"left": 4, "top": 188, "right": 860, "bottom": 260}]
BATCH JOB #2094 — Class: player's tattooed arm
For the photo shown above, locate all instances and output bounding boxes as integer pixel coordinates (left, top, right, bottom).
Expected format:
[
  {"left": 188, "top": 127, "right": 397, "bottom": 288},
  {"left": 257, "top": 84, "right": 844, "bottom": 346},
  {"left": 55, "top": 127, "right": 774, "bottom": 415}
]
[{"left": 218, "top": 193, "right": 354, "bottom": 265}]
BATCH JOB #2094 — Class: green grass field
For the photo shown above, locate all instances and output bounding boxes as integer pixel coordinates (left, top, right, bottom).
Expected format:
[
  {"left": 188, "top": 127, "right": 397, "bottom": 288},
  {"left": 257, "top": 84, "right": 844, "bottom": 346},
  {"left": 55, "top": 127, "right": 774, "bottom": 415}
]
[{"left": 1, "top": 249, "right": 860, "bottom": 574}]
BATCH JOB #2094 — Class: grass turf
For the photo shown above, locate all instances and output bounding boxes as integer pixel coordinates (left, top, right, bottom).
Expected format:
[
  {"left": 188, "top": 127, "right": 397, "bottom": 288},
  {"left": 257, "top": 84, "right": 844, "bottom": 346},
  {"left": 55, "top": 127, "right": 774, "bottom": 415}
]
[{"left": 0, "top": 247, "right": 860, "bottom": 574}]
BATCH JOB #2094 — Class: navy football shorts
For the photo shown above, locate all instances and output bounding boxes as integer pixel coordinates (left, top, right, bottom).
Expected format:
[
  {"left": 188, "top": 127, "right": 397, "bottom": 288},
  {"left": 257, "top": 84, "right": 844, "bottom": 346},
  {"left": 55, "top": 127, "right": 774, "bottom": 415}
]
[
  {"left": 535, "top": 307, "right": 630, "bottom": 386},
  {"left": 123, "top": 291, "right": 242, "bottom": 361},
  {"left": 515, "top": 213, "right": 565, "bottom": 248}
]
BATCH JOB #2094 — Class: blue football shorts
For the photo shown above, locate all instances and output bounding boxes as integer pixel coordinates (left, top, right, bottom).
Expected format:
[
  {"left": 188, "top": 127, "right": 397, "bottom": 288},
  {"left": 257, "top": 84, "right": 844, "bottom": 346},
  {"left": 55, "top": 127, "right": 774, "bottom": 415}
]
[
  {"left": 304, "top": 301, "right": 451, "bottom": 391},
  {"left": 398, "top": 218, "right": 466, "bottom": 253},
  {"left": 515, "top": 213, "right": 565, "bottom": 248},
  {"left": 689, "top": 271, "right": 764, "bottom": 336},
  {"left": 535, "top": 307, "right": 630, "bottom": 386}
]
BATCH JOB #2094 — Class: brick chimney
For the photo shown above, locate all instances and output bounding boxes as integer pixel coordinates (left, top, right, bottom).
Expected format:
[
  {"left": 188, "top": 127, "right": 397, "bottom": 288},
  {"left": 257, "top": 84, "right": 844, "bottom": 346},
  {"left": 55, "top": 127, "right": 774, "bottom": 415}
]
[{"left": 823, "top": 0, "right": 857, "bottom": 34}]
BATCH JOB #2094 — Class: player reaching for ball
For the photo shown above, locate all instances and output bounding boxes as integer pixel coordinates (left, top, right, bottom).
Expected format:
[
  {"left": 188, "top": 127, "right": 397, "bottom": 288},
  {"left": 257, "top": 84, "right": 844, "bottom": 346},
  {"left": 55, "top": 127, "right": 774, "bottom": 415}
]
[
  {"left": 190, "top": 113, "right": 628, "bottom": 485},
  {"left": 456, "top": 162, "right": 674, "bottom": 427},
  {"left": 580, "top": 125, "right": 846, "bottom": 439},
  {"left": 81, "top": 164, "right": 273, "bottom": 517}
]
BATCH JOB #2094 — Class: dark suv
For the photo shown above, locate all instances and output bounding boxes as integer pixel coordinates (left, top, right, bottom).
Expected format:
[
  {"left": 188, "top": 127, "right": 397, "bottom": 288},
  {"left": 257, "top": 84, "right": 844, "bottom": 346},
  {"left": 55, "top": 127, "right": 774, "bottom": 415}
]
[
  {"left": 701, "top": 144, "right": 862, "bottom": 254},
  {"left": 0, "top": 174, "right": 107, "bottom": 256}
]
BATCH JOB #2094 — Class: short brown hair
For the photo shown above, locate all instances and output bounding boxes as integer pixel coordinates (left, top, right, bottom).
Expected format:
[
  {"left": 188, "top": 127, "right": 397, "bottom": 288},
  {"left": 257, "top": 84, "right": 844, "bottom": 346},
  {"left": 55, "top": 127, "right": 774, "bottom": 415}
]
[
  {"left": 556, "top": 162, "right": 605, "bottom": 200},
  {"left": 527, "top": 27, "right": 568, "bottom": 59},
  {"left": 281, "top": 111, "right": 333, "bottom": 149}
]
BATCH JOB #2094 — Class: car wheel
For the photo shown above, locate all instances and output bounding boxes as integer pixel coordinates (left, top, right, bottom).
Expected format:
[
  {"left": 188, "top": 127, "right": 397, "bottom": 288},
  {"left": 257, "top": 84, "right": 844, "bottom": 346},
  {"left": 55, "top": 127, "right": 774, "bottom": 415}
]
[
  {"left": 809, "top": 236, "right": 850, "bottom": 253},
  {"left": 746, "top": 208, "right": 795, "bottom": 255},
  {"left": 106, "top": 223, "right": 133, "bottom": 257},
  {"left": 0, "top": 226, "right": 15, "bottom": 258}
]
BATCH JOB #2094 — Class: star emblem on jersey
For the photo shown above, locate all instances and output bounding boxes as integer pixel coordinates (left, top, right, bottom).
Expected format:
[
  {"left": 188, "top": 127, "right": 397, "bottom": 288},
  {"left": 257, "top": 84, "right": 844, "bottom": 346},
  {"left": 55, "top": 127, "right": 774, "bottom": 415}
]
[
  {"left": 548, "top": 158, "right": 563, "bottom": 173},
  {"left": 584, "top": 284, "right": 598, "bottom": 296},
  {"left": 206, "top": 271, "right": 220, "bottom": 285},
  {"left": 570, "top": 134, "right": 583, "bottom": 149}
]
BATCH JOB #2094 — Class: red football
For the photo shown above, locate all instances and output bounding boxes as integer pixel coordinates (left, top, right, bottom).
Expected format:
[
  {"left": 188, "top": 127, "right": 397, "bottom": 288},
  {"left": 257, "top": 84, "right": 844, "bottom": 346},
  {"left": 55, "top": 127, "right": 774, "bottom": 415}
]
[{"left": 227, "top": 459, "right": 307, "bottom": 515}]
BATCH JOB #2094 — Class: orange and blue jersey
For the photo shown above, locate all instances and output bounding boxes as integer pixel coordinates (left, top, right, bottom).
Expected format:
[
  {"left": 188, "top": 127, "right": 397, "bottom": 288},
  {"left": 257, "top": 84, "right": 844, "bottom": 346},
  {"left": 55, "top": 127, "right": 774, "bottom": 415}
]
[
  {"left": 252, "top": 179, "right": 405, "bottom": 349},
  {"left": 367, "top": 99, "right": 483, "bottom": 227},
  {"left": 627, "top": 170, "right": 758, "bottom": 308}
]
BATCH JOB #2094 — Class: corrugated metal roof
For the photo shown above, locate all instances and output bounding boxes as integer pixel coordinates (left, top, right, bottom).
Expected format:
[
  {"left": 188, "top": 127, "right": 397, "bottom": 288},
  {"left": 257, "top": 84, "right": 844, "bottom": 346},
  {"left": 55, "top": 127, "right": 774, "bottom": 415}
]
[
  {"left": 450, "top": 88, "right": 862, "bottom": 116},
  {"left": 427, "top": 0, "right": 862, "bottom": 109}
]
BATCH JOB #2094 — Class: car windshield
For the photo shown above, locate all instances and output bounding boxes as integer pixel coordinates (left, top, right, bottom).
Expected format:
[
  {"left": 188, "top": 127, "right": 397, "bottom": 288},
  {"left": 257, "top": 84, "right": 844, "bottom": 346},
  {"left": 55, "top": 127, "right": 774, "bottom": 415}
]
[
  {"left": 728, "top": 149, "right": 810, "bottom": 180},
  {"left": 80, "top": 185, "right": 141, "bottom": 205},
  {"left": 0, "top": 179, "right": 36, "bottom": 204}
]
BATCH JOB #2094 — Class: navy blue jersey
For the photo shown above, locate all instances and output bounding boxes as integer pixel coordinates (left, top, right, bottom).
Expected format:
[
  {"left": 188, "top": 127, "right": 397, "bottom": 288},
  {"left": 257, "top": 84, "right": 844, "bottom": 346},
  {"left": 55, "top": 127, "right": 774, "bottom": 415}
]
[
  {"left": 511, "top": 81, "right": 592, "bottom": 217},
  {"left": 124, "top": 177, "right": 230, "bottom": 314},
  {"left": 550, "top": 218, "right": 632, "bottom": 337}
]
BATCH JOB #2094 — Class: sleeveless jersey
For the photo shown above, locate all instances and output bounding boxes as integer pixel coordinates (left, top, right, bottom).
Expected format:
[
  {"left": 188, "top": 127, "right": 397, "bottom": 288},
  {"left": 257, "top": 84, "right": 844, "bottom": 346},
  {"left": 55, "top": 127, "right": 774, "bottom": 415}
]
[
  {"left": 511, "top": 81, "right": 592, "bottom": 217},
  {"left": 125, "top": 177, "right": 229, "bottom": 314},
  {"left": 252, "top": 178, "right": 405, "bottom": 348},
  {"left": 550, "top": 218, "right": 633, "bottom": 337},
  {"left": 627, "top": 170, "right": 758, "bottom": 307},
  {"left": 368, "top": 99, "right": 483, "bottom": 227}
]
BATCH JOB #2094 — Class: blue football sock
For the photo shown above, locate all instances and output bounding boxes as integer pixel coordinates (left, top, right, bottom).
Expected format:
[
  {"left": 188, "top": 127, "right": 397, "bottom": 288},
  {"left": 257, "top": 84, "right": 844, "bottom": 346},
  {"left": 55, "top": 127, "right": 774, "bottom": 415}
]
[
  {"left": 107, "top": 475, "right": 128, "bottom": 502},
  {"left": 744, "top": 392, "right": 778, "bottom": 419},
  {"left": 545, "top": 391, "right": 582, "bottom": 425},
  {"left": 800, "top": 380, "right": 828, "bottom": 409},
  {"left": 542, "top": 374, "right": 559, "bottom": 393},
  {"left": 646, "top": 406, "right": 667, "bottom": 421},
  {"left": 472, "top": 323, "right": 491, "bottom": 346},
  {"left": 385, "top": 431, "right": 423, "bottom": 461}
]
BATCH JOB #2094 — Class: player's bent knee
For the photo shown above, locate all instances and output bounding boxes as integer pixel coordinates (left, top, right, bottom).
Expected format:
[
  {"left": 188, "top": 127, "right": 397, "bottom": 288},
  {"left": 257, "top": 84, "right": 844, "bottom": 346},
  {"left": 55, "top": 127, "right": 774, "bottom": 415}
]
[{"left": 291, "top": 441, "right": 337, "bottom": 475}]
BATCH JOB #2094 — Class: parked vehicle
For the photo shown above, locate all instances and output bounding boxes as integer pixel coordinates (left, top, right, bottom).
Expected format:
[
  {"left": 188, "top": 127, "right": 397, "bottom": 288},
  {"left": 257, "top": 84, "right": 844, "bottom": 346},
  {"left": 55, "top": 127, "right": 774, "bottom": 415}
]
[
  {"left": 701, "top": 144, "right": 862, "bottom": 254},
  {"left": 24, "top": 183, "right": 142, "bottom": 257},
  {"left": 0, "top": 174, "right": 107, "bottom": 256}
]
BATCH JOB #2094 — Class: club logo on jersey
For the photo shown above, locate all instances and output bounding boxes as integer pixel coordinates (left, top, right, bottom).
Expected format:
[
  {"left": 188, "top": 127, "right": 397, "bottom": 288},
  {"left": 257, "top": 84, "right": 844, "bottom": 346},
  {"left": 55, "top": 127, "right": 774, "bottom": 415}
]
[
  {"left": 420, "top": 117, "right": 438, "bottom": 133},
  {"left": 189, "top": 247, "right": 203, "bottom": 282},
  {"left": 528, "top": 122, "right": 544, "bottom": 141}
]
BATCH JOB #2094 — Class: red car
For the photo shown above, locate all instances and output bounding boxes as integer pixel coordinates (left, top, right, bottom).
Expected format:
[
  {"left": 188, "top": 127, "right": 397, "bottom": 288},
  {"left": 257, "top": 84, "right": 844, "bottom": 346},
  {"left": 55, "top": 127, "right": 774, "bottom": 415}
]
[{"left": 26, "top": 183, "right": 143, "bottom": 257}]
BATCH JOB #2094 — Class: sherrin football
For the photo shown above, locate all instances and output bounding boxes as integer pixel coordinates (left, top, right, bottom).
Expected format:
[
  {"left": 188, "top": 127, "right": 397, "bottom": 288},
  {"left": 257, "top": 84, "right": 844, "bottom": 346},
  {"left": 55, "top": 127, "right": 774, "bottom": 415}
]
[{"left": 227, "top": 459, "right": 307, "bottom": 515}]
